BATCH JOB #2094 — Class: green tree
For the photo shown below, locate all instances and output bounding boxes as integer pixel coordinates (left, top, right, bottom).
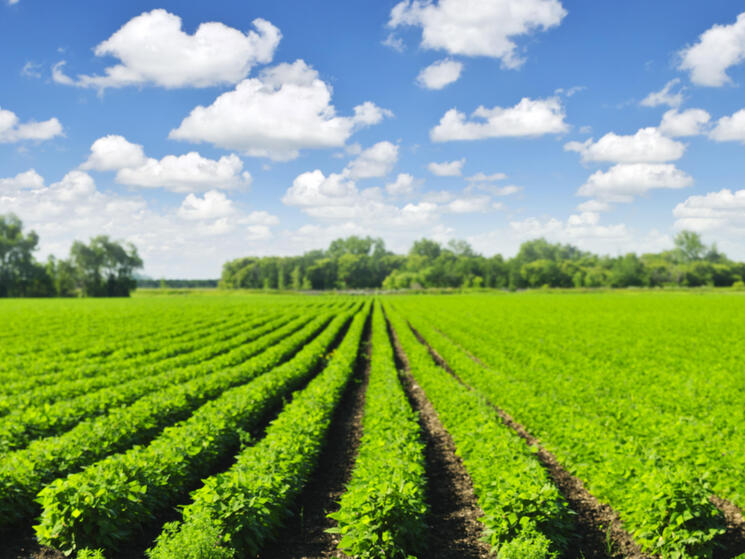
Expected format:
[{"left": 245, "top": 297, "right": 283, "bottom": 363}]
[
  {"left": 69, "top": 236, "right": 143, "bottom": 297},
  {"left": 674, "top": 230, "right": 706, "bottom": 262},
  {"left": 0, "top": 214, "right": 54, "bottom": 297}
]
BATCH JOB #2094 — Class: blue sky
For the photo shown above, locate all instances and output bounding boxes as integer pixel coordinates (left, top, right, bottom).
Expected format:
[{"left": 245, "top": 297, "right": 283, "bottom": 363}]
[{"left": 2, "top": 0, "right": 745, "bottom": 278}]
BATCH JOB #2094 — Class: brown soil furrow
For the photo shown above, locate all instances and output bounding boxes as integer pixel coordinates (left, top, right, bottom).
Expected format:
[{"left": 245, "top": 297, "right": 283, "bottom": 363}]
[
  {"left": 258, "top": 312, "right": 372, "bottom": 559},
  {"left": 711, "top": 496, "right": 745, "bottom": 559},
  {"left": 385, "top": 314, "right": 492, "bottom": 559},
  {"left": 410, "top": 324, "right": 652, "bottom": 559}
]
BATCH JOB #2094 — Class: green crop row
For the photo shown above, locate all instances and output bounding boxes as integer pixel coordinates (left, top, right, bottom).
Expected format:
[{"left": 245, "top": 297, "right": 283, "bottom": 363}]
[
  {"left": 396, "top": 295, "right": 729, "bottom": 558},
  {"left": 0, "top": 311, "right": 319, "bottom": 454},
  {"left": 0, "top": 301, "right": 238, "bottom": 375},
  {"left": 0, "top": 309, "right": 338, "bottom": 528},
  {"left": 385, "top": 303, "right": 573, "bottom": 559},
  {"left": 328, "top": 301, "right": 428, "bottom": 559},
  {"left": 145, "top": 303, "right": 370, "bottom": 559},
  {"left": 0, "top": 310, "right": 285, "bottom": 414},
  {"left": 0, "top": 306, "right": 254, "bottom": 390},
  {"left": 35, "top": 306, "right": 361, "bottom": 553}
]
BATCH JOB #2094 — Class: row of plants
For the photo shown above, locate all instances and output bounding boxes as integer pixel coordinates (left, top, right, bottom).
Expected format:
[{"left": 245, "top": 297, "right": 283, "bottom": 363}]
[
  {"left": 385, "top": 303, "right": 573, "bottom": 559},
  {"left": 0, "top": 311, "right": 321, "bottom": 453},
  {"left": 397, "top": 294, "right": 732, "bottom": 558},
  {"left": 0, "top": 306, "right": 253, "bottom": 386},
  {"left": 328, "top": 301, "right": 428, "bottom": 558},
  {"left": 0, "top": 309, "right": 338, "bottom": 528},
  {"left": 0, "top": 299, "right": 240, "bottom": 373},
  {"left": 0, "top": 311, "right": 286, "bottom": 414},
  {"left": 34, "top": 306, "right": 362, "bottom": 553},
  {"left": 144, "top": 304, "right": 370, "bottom": 558}
]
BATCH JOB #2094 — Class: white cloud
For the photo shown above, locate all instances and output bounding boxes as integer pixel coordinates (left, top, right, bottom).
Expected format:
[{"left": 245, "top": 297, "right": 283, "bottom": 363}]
[
  {"left": 389, "top": 0, "right": 566, "bottom": 68},
  {"left": 178, "top": 190, "right": 236, "bottom": 220},
  {"left": 640, "top": 79, "right": 684, "bottom": 108},
  {"left": 382, "top": 33, "right": 405, "bottom": 52},
  {"left": 577, "top": 163, "right": 693, "bottom": 203},
  {"left": 673, "top": 188, "right": 745, "bottom": 232},
  {"left": 0, "top": 169, "right": 45, "bottom": 191},
  {"left": 21, "top": 61, "right": 42, "bottom": 79},
  {"left": 659, "top": 108, "right": 711, "bottom": 137},
  {"left": 282, "top": 170, "right": 359, "bottom": 209},
  {"left": 576, "top": 199, "right": 611, "bottom": 212},
  {"left": 169, "top": 60, "right": 391, "bottom": 160},
  {"left": 428, "top": 158, "right": 465, "bottom": 176},
  {"left": 53, "top": 10, "right": 281, "bottom": 90},
  {"left": 0, "top": 169, "right": 278, "bottom": 278},
  {"left": 709, "top": 108, "right": 745, "bottom": 143},
  {"left": 417, "top": 59, "right": 463, "bottom": 89},
  {"left": 346, "top": 141, "right": 398, "bottom": 179},
  {"left": 81, "top": 135, "right": 251, "bottom": 192},
  {"left": 477, "top": 184, "right": 522, "bottom": 196},
  {"left": 564, "top": 127, "right": 685, "bottom": 163},
  {"left": 466, "top": 172, "right": 508, "bottom": 182},
  {"left": 431, "top": 97, "right": 568, "bottom": 141},
  {"left": 678, "top": 12, "right": 745, "bottom": 86},
  {"left": 117, "top": 153, "right": 251, "bottom": 193},
  {"left": 0, "top": 107, "right": 63, "bottom": 143},
  {"left": 81, "top": 135, "right": 147, "bottom": 171},
  {"left": 386, "top": 173, "right": 416, "bottom": 195},
  {"left": 282, "top": 166, "right": 491, "bottom": 228},
  {"left": 446, "top": 195, "right": 491, "bottom": 213}
]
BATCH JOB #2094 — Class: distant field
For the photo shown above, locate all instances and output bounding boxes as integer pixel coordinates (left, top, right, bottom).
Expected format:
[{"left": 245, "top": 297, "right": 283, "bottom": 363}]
[{"left": 1, "top": 292, "right": 744, "bottom": 559}]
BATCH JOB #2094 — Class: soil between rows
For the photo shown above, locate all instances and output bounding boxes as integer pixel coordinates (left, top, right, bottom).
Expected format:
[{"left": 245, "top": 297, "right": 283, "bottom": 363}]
[
  {"left": 410, "top": 323, "right": 651, "bottom": 559},
  {"left": 386, "top": 312, "right": 493, "bottom": 559},
  {"left": 258, "top": 312, "right": 372, "bottom": 559}
]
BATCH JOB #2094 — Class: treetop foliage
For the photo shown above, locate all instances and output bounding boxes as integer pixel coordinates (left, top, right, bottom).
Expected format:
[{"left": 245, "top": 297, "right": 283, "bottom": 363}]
[
  {"left": 221, "top": 232, "right": 745, "bottom": 291},
  {"left": 0, "top": 213, "right": 143, "bottom": 298}
]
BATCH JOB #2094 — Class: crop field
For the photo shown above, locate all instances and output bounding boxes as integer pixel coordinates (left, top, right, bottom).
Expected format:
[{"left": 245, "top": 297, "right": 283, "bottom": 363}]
[{"left": 1, "top": 292, "right": 745, "bottom": 559}]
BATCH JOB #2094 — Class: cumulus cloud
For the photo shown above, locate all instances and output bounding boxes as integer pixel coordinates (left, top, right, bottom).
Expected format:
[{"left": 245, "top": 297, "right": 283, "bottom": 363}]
[
  {"left": 709, "top": 108, "right": 745, "bottom": 143},
  {"left": 385, "top": 173, "right": 416, "bottom": 195},
  {"left": 0, "top": 169, "right": 45, "bottom": 191},
  {"left": 53, "top": 10, "right": 281, "bottom": 90},
  {"left": 0, "top": 168, "right": 279, "bottom": 278},
  {"left": 564, "top": 127, "right": 685, "bottom": 163},
  {"left": 81, "top": 135, "right": 147, "bottom": 171},
  {"left": 577, "top": 163, "right": 693, "bottom": 203},
  {"left": 282, "top": 166, "right": 492, "bottom": 227},
  {"left": 170, "top": 60, "right": 391, "bottom": 160},
  {"left": 678, "top": 12, "right": 745, "bottom": 86},
  {"left": 673, "top": 188, "right": 745, "bottom": 232},
  {"left": 0, "top": 107, "right": 63, "bottom": 143},
  {"left": 659, "top": 108, "right": 711, "bottom": 137},
  {"left": 346, "top": 141, "right": 398, "bottom": 179},
  {"left": 389, "top": 0, "right": 566, "bottom": 68},
  {"left": 177, "top": 190, "right": 236, "bottom": 220},
  {"left": 428, "top": 158, "right": 465, "bottom": 176},
  {"left": 431, "top": 97, "right": 568, "bottom": 141},
  {"left": 476, "top": 184, "right": 522, "bottom": 196},
  {"left": 416, "top": 59, "right": 463, "bottom": 89},
  {"left": 640, "top": 79, "right": 684, "bottom": 108},
  {"left": 576, "top": 199, "right": 611, "bottom": 212},
  {"left": 446, "top": 195, "right": 491, "bottom": 213},
  {"left": 81, "top": 135, "right": 251, "bottom": 192}
]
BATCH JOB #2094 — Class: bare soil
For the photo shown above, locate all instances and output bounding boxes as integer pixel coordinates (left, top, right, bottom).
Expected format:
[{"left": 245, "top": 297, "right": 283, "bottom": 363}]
[
  {"left": 711, "top": 495, "right": 745, "bottom": 559},
  {"left": 258, "top": 314, "right": 372, "bottom": 559},
  {"left": 386, "top": 314, "right": 493, "bottom": 559}
]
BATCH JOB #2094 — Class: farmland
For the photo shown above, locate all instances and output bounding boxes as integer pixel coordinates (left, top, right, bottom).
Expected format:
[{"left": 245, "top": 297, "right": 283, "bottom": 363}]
[{"left": 1, "top": 292, "right": 745, "bottom": 559}]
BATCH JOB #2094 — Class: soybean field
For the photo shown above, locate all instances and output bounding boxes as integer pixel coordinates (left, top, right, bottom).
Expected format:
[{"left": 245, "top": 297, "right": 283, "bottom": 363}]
[{"left": 1, "top": 292, "right": 744, "bottom": 559}]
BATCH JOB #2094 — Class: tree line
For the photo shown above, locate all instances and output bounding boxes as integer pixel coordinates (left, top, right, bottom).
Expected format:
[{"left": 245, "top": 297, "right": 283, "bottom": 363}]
[
  {"left": 221, "top": 232, "right": 745, "bottom": 291},
  {"left": 1, "top": 214, "right": 142, "bottom": 297}
]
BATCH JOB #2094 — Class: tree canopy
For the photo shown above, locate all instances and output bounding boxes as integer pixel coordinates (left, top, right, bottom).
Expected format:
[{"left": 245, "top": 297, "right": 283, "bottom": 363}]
[
  {"left": 220, "top": 230, "right": 745, "bottom": 291},
  {"left": 0, "top": 214, "right": 143, "bottom": 298}
]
